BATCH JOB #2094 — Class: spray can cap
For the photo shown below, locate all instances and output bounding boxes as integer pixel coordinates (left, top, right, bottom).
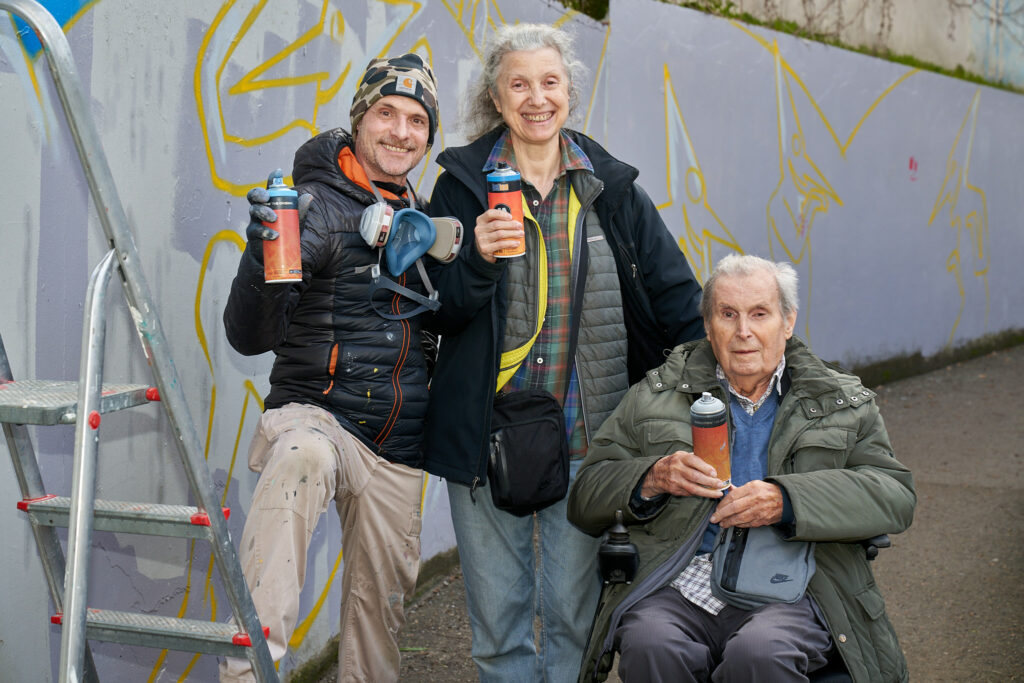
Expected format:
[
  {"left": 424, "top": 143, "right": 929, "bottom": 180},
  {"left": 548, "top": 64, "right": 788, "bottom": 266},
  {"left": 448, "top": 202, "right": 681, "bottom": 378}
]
[
  {"left": 691, "top": 391, "right": 725, "bottom": 415},
  {"left": 266, "top": 168, "right": 287, "bottom": 189}
]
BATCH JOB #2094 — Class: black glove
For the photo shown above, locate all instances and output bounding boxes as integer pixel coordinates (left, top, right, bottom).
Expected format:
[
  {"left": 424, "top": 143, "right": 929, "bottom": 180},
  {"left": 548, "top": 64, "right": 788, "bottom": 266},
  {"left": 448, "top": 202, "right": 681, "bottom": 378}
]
[
  {"left": 244, "top": 168, "right": 314, "bottom": 248},
  {"left": 245, "top": 185, "right": 280, "bottom": 242}
]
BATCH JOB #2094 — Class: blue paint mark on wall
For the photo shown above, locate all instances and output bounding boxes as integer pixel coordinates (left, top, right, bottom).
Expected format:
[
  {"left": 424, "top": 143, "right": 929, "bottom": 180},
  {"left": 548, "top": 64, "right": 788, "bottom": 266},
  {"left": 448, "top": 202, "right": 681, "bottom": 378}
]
[{"left": 13, "top": 0, "right": 92, "bottom": 57}]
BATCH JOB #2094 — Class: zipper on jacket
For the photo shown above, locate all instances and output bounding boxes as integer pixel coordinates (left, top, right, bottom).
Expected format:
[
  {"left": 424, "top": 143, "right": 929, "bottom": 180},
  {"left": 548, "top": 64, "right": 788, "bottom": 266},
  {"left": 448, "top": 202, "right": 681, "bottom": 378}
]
[
  {"left": 374, "top": 272, "right": 412, "bottom": 445},
  {"left": 569, "top": 179, "right": 601, "bottom": 443}
]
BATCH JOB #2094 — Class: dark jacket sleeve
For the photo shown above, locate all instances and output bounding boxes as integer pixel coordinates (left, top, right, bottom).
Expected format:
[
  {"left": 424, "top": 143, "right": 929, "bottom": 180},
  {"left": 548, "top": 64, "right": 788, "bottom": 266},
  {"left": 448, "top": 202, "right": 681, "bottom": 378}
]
[
  {"left": 425, "top": 171, "right": 506, "bottom": 336},
  {"left": 630, "top": 182, "right": 705, "bottom": 345},
  {"left": 222, "top": 195, "right": 328, "bottom": 356}
]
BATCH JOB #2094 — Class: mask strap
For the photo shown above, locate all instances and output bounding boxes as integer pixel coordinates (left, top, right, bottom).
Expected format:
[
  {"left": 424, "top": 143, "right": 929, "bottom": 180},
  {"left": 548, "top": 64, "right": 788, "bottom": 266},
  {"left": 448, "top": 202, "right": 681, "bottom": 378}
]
[
  {"left": 367, "top": 177, "right": 417, "bottom": 211},
  {"left": 414, "top": 258, "right": 436, "bottom": 299},
  {"left": 368, "top": 261, "right": 440, "bottom": 320},
  {"left": 404, "top": 181, "right": 417, "bottom": 211}
]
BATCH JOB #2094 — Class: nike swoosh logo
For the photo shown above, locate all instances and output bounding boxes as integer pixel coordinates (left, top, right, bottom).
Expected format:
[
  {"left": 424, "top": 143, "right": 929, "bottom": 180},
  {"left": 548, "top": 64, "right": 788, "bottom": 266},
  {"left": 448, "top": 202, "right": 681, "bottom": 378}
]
[{"left": 770, "top": 574, "right": 793, "bottom": 584}]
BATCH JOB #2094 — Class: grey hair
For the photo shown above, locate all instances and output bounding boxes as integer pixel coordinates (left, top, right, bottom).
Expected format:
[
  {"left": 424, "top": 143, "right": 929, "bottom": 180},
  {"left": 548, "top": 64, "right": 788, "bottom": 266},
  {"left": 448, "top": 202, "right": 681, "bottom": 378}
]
[
  {"left": 462, "top": 23, "right": 587, "bottom": 141},
  {"left": 700, "top": 254, "right": 800, "bottom": 321}
]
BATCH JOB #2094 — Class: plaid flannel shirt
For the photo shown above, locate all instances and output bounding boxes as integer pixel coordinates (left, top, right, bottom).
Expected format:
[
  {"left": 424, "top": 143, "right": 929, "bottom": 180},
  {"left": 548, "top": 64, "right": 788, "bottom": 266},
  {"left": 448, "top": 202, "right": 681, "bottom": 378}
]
[{"left": 486, "top": 130, "right": 594, "bottom": 458}]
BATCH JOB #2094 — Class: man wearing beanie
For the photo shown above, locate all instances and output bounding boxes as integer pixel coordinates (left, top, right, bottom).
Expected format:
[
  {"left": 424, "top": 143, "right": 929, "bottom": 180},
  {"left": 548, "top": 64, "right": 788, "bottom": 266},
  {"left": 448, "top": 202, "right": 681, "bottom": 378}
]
[{"left": 220, "top": 53, "right": 439, "bottom": 683}]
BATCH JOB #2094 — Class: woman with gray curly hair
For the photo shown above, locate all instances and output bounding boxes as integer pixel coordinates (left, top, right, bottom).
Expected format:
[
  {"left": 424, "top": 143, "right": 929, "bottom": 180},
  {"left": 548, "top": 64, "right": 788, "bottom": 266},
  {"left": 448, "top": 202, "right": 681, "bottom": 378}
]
[{"left": 421, "top": 22, "right": 704, "bottom": 682}]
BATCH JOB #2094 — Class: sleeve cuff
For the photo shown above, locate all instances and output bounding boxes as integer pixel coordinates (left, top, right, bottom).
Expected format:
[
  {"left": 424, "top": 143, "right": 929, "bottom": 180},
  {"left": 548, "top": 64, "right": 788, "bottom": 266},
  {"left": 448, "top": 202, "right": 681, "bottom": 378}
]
[
  {"left": 629, "top": 478, "right": 668, "bottom": 518},
  {"left": 773, "top": 483, "right": 796, "bottom": 537}
]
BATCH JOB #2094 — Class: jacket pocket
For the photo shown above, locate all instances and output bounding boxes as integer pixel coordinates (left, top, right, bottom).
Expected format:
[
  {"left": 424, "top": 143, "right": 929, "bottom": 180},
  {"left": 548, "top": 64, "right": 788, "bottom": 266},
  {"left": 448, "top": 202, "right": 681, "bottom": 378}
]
[
  {"left": 641, "top": 419, "right": 691, "bottom": 456},
  {"left": 788, "top": 427, "right": 851, "bottom": 472},
  {"left": 853, "top": 584, "right": 901, "bottom": 679}
]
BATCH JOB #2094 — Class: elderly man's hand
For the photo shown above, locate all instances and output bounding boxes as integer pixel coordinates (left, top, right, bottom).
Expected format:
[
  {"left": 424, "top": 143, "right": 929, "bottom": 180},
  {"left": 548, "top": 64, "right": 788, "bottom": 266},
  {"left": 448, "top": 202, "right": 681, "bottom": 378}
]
[
  {"left": 710, "top": 480, "right": 784, "bottom": 528},
  {"left": 640, "top": 451, "right": 727, "bottom": 500}
]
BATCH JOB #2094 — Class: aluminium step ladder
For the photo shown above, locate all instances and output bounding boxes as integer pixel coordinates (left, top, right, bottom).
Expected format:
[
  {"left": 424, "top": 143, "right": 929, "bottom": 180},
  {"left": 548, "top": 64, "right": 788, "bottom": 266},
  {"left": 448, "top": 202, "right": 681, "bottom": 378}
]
[{"left": 0, "top": 1, "right": 277, "bottom": 681}]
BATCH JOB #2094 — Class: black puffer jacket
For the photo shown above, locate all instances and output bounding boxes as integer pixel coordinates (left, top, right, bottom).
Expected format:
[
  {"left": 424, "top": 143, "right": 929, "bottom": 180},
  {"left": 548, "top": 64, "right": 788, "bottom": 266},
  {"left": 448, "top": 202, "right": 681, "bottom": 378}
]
[{"left": 223, "top": 128, "right": 430, "bottom": 466}]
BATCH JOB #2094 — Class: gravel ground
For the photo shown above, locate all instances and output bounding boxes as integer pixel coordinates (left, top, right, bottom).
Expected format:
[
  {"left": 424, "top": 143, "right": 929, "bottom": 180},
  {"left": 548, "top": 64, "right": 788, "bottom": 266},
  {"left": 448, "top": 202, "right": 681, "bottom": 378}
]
[{"left": 320, "top": 345, "right": 1024, "bottom": 682}]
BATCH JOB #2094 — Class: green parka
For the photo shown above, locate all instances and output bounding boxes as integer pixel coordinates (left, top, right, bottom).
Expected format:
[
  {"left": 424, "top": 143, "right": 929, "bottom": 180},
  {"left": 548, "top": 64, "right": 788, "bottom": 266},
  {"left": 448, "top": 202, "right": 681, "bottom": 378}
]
[{"left": 567, "top": 337, "right": 916, "bottom": 683}]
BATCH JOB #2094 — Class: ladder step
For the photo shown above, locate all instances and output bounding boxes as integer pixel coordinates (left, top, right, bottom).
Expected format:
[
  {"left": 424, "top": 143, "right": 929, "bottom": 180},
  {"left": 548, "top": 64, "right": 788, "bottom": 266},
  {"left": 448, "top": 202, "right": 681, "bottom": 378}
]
[
  {"left": 0, "top": 379, "right": 156, "bottom": 425},
  {"left": 51, "top": 610, "right": 269, "bottom": 657},
  {"left": 19, "top": 496, "right": 229, "bottom": 539}
]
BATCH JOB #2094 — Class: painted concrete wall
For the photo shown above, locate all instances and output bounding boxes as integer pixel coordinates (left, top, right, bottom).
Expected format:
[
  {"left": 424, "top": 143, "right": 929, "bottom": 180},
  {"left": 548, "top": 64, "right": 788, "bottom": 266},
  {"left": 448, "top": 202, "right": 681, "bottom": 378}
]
[
  {"left": 0, "top": 0, "right": 1020, "bottom": 681},
  {"left": 724, "top": 0, "right": 1024, "bottom": 89}
]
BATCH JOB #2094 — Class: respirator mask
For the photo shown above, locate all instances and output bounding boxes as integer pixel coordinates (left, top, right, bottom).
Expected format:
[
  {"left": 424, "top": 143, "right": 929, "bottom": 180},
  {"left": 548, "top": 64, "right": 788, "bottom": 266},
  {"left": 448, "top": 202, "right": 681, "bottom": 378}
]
[
  {"left": 358, "top": 182, "right": 463, "bottom": 320},
  {"left": 359, "top": 202, "right": 463, "bottom": 273}
]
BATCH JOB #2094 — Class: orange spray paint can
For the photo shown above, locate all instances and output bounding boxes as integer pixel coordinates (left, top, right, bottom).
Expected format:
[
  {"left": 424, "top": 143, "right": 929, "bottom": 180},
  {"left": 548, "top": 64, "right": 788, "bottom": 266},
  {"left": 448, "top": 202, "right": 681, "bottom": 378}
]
[
  {"left": 262, "top": 171, "right": 302, "bottom": 283},
  {"left": 486, "top": 163, "right": 525, "bottom": 258},
  {"left": 690, "top": 392, "right": 731, "bottom": 490}
]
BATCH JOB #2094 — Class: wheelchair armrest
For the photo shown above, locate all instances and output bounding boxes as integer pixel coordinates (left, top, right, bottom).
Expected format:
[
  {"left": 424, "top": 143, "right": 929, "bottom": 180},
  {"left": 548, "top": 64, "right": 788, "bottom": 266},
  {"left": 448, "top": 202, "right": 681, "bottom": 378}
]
[{"left": 859, "top": 534, "right": 891, "bottom": 561}]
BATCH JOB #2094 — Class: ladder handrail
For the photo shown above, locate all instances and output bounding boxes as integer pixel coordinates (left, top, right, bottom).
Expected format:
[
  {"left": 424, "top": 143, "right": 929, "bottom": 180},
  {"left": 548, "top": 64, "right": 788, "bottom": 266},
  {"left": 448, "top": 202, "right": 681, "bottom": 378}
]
[
  {"left": 60, "top": 249, "right": 116, "bottom": 682},
  {"left": 0, "top": 333, "right": 101, "bottom": 682},
  {"left": 0, "top": 1, "right": 276, "bottom": 680}
]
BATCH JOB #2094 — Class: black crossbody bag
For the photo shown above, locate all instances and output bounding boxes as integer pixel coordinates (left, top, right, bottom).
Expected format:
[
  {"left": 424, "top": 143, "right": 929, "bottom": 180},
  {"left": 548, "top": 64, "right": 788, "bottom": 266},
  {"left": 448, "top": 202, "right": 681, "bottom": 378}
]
[{"left": 486, "top": 232, "right": 588, "bottom": 517}]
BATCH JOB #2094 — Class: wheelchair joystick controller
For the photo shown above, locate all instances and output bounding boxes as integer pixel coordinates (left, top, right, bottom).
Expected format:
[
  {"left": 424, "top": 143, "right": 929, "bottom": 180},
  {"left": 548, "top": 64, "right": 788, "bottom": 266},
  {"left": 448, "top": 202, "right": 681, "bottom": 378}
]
[{"left": 598, "top": 509, "right": 639, "bottom": 585}]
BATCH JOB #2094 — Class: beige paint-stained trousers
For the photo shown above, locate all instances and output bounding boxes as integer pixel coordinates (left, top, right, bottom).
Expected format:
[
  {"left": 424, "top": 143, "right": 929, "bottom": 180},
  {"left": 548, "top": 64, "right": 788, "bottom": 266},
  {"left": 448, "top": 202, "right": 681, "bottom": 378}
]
[{"left": 219, "top": 403, "right": 424, "bottom": 683}]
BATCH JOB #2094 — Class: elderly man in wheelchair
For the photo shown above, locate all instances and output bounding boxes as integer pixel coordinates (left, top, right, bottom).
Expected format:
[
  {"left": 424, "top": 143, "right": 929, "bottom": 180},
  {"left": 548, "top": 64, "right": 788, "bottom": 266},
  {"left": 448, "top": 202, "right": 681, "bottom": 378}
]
[{"left": 567, "top": 254, "right": 915, "bottom": 683}]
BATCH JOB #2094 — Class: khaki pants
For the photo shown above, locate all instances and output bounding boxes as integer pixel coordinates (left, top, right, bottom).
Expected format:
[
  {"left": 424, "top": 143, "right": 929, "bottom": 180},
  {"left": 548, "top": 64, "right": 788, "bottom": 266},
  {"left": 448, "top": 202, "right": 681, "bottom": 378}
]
[{"left": 219, "top": 403, "right": 423, "bottom": 683}]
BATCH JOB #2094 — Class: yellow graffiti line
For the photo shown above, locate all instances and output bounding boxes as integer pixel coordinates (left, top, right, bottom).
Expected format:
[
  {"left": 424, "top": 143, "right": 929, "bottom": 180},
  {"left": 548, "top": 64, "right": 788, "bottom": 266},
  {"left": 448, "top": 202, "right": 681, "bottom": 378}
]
[
  {"left": 965, "top": 181, "right": 989, "bottom": 277},
  {"left": 583, "top": 25, "right": 610, "bottom": 134},
  {"left": 195, "top": 231, "right": 245, "bottom": 470},
  {"left": 486, "top": 0, "right": 507, "bottom": 32},
  {"left": 662, "top": 64, "right": 676, "bottom": 203},
  {"left": 316, "top": 63, "right": 351, "bottom": 106},
  {"left": 746, "top": 28, "right": 843, "bottom": 151},
  {"left": 176, "top": 653, "right": 202, "bottom": 683},
  {"left": 194, "top": 1, "right": 238, "bottom": 194},
  {"left": 926, "top": 90, "right": 989, "bottom": 346},
  {"left": 149, "top": 540, "right": 199, "bottom": 680},
  {"left": 373, "top": 0, "right": 423, "bottom": 59},
  {"left": 660, "top": 64, "right": 742, "bottom": 282},
  {"left": 401, "top": 38, "right": 438, "bottom": 196},
  {"left": 226, "top": 119, "right": 319, "bottom": 147},
  {"left": 194, "top": 1, "right": 314, "bottom": 192},
  {"left": 553, "top": 10, "right": 580, "bottom": 28},
  {"left": 290, "top": 548, "right": 345, "bottom": 646},
  {"left": 841, "top": 67, "right": 920, "bottom": 153},
  {"left": 750, "top": 24, "right": 918, "bottom": 159},
  {"left": 441, "top": 0, "right": 504, "bottom": 61},
  {"left": 145, "top": 651, "right": 167, "bottom": 683},
  {"left": 195, "top": 229, "right": 242, "bottom": 373},
  {"left": 441, "top": 1, "right": 481, "bottom": 61},
  {"left": 928, "top": 96, "right": 975, "bottom": 226},
  {"left": 229, "top": 0, "right": 331, "bottom": 95},
  {"left": 214, "top": 1, "right": 314, "bottom": 147}
]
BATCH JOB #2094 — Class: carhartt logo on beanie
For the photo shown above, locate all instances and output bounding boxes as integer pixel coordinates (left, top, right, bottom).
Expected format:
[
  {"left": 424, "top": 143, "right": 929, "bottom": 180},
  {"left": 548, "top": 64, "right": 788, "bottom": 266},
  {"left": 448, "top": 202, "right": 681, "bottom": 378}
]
[{"left": 350, "top": 53, "right": 439, "bottom": 146}]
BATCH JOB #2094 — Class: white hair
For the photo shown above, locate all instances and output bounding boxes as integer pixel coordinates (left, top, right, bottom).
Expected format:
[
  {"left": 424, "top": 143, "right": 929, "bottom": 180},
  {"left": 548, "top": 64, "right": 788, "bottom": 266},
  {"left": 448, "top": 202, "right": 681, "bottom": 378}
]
[
  {"left": 462, "top": 23, "right": 586, "bottom": 141},
  {"left": 700, "top": 254, "right": 800, "bottom": 320}
]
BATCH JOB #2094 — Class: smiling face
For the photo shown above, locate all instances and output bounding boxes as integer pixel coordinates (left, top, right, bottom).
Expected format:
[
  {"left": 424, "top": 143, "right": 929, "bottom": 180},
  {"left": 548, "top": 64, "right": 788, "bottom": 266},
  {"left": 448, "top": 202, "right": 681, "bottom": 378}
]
[
  {"left": 706, "top": 269, "right": 797, "bottom": 399},
  {"left": 352, "top": 94, "right": 430, "bottom": 185},
  {"left": 489, "top": 47, "right": 570, "bottom": 149}
]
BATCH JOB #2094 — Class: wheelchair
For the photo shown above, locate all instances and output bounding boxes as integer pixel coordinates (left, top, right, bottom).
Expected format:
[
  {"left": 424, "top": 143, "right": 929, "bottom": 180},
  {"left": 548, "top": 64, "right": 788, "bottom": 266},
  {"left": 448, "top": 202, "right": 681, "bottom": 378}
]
[{"left": 598, "top": 511, "right": 891, "bottom": 683}]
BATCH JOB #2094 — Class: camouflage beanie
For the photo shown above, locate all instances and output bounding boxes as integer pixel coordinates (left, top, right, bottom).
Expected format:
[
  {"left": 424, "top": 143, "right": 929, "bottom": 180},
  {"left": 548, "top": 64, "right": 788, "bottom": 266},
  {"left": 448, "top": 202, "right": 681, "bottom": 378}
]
[{"left": 350, "top": 53, "right": 439, "bottom": 146}]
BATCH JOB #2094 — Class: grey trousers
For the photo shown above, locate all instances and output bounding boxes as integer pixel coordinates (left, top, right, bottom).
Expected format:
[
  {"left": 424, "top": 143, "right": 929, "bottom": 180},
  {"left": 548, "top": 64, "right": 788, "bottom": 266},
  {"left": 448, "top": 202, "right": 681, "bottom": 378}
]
[{"left": 613, "top": 585, "right": 832, "bottom": 683}]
